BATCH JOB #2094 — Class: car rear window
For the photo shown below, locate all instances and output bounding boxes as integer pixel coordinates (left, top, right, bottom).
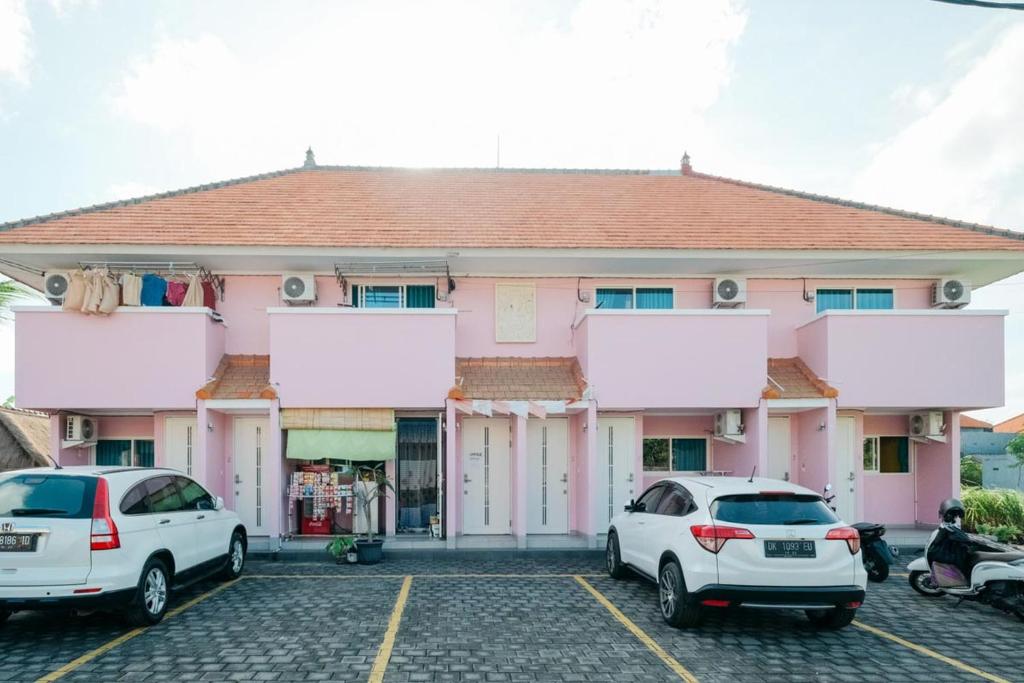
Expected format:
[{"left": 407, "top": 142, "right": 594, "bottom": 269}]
[
  {"left": 711, "top": 494, "right": 838, "bottom": 525},
  {"left": 0, "top": 474, "right": 98, "bottom": 519}
]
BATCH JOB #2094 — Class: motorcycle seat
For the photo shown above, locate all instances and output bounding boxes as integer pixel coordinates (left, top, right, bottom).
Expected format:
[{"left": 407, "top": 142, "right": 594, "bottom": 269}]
[
  {"left": 970, "top": 550, "right": 1024, "bottom": 563},
  {"left": 851, "top": 522, "right": 885, "bottom": 533}
]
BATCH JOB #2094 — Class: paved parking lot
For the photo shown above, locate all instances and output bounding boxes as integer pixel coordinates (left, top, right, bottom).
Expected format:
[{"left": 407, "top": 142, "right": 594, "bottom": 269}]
[{"left": 1, "top": 553, "right": 1020, "bottom": 683}]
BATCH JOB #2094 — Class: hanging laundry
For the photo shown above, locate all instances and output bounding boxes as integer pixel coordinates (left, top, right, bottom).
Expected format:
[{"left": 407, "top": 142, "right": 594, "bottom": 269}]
[
  {"left": 140, "top": 273, "right": 168, "bottom": 306},
  {"left": 201, "top": 280, "right": 217, "bottom": 310},
  {"left": 165, "top": 279, "right": 188, "bottom": 306},
  {"left": 98, "top": 274, "right": 120, "bottom": 314},
  {"left": 182, "top": 274, "right": 204, "bottom": 307},
  {"left": 80, "top": 270, "right": 105, "bottom": 314},
  {"left": 61, "top": 271, "right": 86, "bottom": 312},
  {"left": 121, "top": 273, "right": 142, "bottom": 306}
]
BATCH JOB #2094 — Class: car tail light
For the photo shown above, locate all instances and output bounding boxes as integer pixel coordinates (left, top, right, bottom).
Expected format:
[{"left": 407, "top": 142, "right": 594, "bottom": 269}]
[
  {"left": 845, "top": 601, "right": 862, "bottom": 609},
  {"left": 690, "top": 524, "right": 755, "bottom": 553},
  {"left": 826, "top": 526, "right": 860, "bottom": 554},
  {"left": 90, "top": 478, "right": 120, "bottom": 551},
  {"left": 701, "top": 599, "right": 731, "bottom": 608}
]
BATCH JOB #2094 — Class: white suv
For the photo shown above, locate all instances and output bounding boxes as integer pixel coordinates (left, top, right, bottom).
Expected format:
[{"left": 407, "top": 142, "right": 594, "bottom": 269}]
[
  {"left": 0, "top": 467, "right": 247, "bottom": 626},
  {"left": 606, "top": 476, "right": 867, "bottom": 630}
]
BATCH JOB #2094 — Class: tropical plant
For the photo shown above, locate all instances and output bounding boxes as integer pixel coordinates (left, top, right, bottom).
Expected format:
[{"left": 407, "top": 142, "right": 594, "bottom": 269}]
[
  {"left": 1006, "top": 432, "right": 1024, "bottom": 487},
  {"left": 960, "top": 456, "right": 982, "bottom": 488},
  {"left": 353, "top": 464, "right": 395, "bottom": 543},
  {"left": 975, "top": 523, "right": 1023, "bottom": 545},
  {"left": 2, "top": 396, "right": 13, "bottom": 409},
  {"left": 325, "top": 535, "right": 356, "bottom": 559},
  {"left": 961, "top": 487, "right": 1024, "bottom": 543},
  {"left": 0, "top": 279, "right": 34, "bottom": 320}
]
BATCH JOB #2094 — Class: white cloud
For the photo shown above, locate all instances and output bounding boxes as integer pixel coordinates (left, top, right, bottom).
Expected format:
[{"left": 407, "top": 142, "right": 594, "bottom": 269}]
[
  {"left": 0, "top": 0, "right": 31, "bottom": 84},
  {"left": 110, "top": 0, "right": 747, "bottom": 176}
]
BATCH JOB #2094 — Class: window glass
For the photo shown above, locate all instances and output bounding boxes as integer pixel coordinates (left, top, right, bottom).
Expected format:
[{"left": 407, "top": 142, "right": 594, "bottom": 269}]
[
  {"left": 596, "top": 288, "right": 632, "bottom": 309},
  {"left": 863, "top": 438, "right": 878, "bottom": 471},
  {"left": 96, "top": 440, "right": 131, "bottom": 467},
  {"left": 635, "top": 288, "right": 673, "bottom": 309},
  {"left": 635, "top": 485, "right": 665, "bottom": 513},
  {"left": 879, "top": 436, "right": 910, "bottom": 473},
  {"left": 120, "top": 483, "right": 150, "bottom": 515},
  {"left": 406, "top": 285, "right": 436, "bottom": 309},
  {"left": 856, "top": 289, "right": 894, "bottom": 310},
  {"left": 816, "top": 289, "right": 854, "bottom": 313},
  {"left": 643, "top": 439, "right": 670, "bottom": 471},
  {"left": 363, "top": 286, "right": 403, "bottom": 308},
  {"left": 0, "top": 475, "right": 96, "bottom": 518},
  {"left": 712, "top": 494, "right": 838, "bottom": 525},
  {"left": 672, "top": 439, "right": 707, "bottom": 471},
  {"left": 135, "top": 440, "right": 155, "bottom": 467},
  {"left": 176, "top": 477, "right": 214, "bottom": 511},
  {"left": 145, "top": 476, "right": 185, "bottom": 513},
  {"left": 655, "top": 488, "right": 693, "bottom": 516}
]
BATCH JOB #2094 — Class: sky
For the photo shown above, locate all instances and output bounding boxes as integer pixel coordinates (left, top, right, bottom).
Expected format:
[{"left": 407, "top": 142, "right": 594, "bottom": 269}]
[{"left": 1, "top": 0, "right": 1024, "bottom": 422}]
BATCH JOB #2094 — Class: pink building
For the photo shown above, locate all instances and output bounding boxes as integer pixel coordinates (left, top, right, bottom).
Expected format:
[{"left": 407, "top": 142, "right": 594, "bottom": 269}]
[{"left": 3, "top": 156, "right": 1023, "bottom": 550}]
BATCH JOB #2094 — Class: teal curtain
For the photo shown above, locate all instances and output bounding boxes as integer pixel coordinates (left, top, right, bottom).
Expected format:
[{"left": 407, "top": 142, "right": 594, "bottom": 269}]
[
  {"left": 672, "top": 439, "right": 706, "bottom": 471},
  {"left": 636, "top": 288, "right": 673, "bottom": 309},
  {"left": 816, "top": 289, "right": 853, "bottom": 313},
  {"left": 135, "top": 440, "right": 155, "bottom": 467},
  {"left": 856, "top": 289, "right": 894, "bottom": 310},
  {"left": 596, "top": 288, "right": 632, "bottom": 309},
  {"left": 896, "top": 437, "right": 909, "bottom": 472},
  {"left": 96, "top": 440, "right": 130, "bottom": 467},
  {"left": 350, "top": 285, "right": 360, "bottom": 307},
  {"left": 406, "top": 285, "right": 436, "bottom": 308}
]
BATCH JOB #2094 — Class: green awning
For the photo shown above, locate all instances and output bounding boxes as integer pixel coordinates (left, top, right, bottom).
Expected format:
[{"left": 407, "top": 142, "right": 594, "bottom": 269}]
[{"left": 286, "top": 428, "right": 396, "bottom": 461}]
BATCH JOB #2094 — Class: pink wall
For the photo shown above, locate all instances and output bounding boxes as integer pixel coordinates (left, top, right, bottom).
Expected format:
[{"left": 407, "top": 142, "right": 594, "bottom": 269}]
[
  {"left": 98, "top": 415, "right": 155, "bottom": 440},
  {"left": 862, "top": 414, "right": 915, "bottom": 525},
  {"left": 798, "top": 311, "right": 1004, "bottom": 409},
  {"left": 576, "top": 311, "right": 768, "bottom": 410},
  {"left": 714, "top": 405, "right": 766, "bottom": 477},
  {"left": 16, "top": 308, "right": 222, "bottom": 411},
  {"left": 915, "top": 411, "right": 958, "bottom": 526},
  {"left": 268, "top": 309, "right": 456, "bottom": 408}
]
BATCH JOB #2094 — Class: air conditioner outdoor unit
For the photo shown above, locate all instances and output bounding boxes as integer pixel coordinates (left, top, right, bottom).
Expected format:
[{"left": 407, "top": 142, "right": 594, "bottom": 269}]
[
  {"left": 63, "top": 415, "right": 98, "bottom": 448},
  {"left": 713, "top": 409, "right": 745, "bottom": 443},
  {"left": 43, "top": 272, "right": 70, "bottom": 304},
  {"left": 932, "top": 278, "right": 970, "bottom": 308},
  {"left": 281, "top": 274, "right": 316, "bottom": 304},
  {"left": 713, "top": 277, "right": 747, "bottom": 308},
  {"left": 909, "top": 411, "right": 946, "bottom": 442}
]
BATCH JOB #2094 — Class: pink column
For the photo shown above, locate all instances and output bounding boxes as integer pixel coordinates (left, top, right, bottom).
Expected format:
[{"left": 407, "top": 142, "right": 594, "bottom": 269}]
[
  {"left": 49, "top": 414, "right": 62, "bottom": 466},
  {"left": 754, "top": 401, "right": 769, "bottom": 479},
  {"left": 511, "top": 414, "right": 528, "bottom": 548},
  {"left": 195, "top": 401, "right": 209, "bottom": 489},
  {"left": 949, "top": 411, "right": 961, "bottom": 495},
  {"left": 445, "top": 401, "right": 458, "bottom": 548},
  {"left": 385, "top": 459, "right": 396, "bottom": 536},
  {"left": 267, "top": 400, "right": 283, "bottom": 548},
  {"left": 585, "top": 402, "right": 599, "bottom": 545}
]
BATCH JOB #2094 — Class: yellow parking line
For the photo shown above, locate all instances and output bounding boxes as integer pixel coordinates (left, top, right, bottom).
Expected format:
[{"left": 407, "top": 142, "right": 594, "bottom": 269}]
[
  {"left": 573, "top": 576, "right": 699, "bottom": 683},
  {"left": 891, "top": 572, "right": 910, "bottom": 577},
  {"left": 368, "top": 575, "right": 413, "bottom": 683},
  {"left": 245, "top": 573, "right": 606, "bottom": 579},
  {"left": 853, "top": 621, "right": 1010, "bottom": 683},
  {"left": 35, "top": 579, "right": 239, "bottom": 683}
]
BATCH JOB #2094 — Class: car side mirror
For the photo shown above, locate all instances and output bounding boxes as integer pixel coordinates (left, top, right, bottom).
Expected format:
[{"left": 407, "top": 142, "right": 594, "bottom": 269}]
[
  {"left": 214, "top": 496, "right": 225, "bottom": 511},
  {"left": 624, "top": 499, "right": 636, "bottom": 513}
]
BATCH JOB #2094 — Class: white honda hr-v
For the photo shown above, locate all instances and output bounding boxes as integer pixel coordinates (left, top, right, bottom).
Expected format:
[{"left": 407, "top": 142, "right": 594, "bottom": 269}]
[
  {"left": 606, "top": 476, "right": 867, "bottom": 629},
  {"left": 0, "top": 466, "right": 247, "bottom": 625}
]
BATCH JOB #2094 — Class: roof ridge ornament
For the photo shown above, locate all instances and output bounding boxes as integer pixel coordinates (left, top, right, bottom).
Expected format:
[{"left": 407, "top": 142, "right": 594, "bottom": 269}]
[
  {"left": 681, "top": 151, "right": 692, "bottom": 175},
  {"left": 304, "top": 147, "right": 316, "bottom": 168}
]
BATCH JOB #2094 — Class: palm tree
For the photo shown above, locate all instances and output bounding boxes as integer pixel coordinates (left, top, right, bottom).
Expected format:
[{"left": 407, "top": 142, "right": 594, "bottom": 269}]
[{"left": 0, "top": 278, "right": 34, "bottom": 320}]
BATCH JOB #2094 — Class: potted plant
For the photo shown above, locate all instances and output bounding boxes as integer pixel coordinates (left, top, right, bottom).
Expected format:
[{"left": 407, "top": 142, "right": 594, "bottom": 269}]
[
  {"left": 353, "top": 464, "right": 394, "bottom": 564},
  {"left": 325, "top": 536, "right": 357, "bottom": 564}
]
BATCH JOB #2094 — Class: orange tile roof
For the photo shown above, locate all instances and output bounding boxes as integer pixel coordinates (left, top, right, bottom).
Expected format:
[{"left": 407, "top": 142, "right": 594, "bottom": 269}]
[
  {"left": 1, "top": 166, "right": 1022, "bottom": 251},
  {"left": 196, "top": 355, "right": 277, "bottom": 400},
  {"left": 762, "top": 357, "right": 838, "bottom": 399},
  {"left": 959, "top": 415, "right": 993, "bottom": 430},
  {"left": 452, "top": 357, "right": 585, "bottom": 401},
  {"left": 993, "top": 413, "right": 1024, "bottom": 434}
]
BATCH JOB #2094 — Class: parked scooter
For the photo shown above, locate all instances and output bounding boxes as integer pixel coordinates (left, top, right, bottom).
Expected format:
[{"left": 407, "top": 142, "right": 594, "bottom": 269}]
[
  {"left": 907, "top": 498, "right": 1024, "bottom": 621},
  {"left": 823, "top": 484, "right": 898, "bottom": 582}
]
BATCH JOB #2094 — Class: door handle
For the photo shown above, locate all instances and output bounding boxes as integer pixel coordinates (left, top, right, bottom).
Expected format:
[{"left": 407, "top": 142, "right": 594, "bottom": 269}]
[
  {"left": 784, "top": 471, "right": 790, "bottom": 482},
  {"left": 627, "top": 473, "right": 634, "bottom": 482},
  {"left": 235, "top": 474, "right": 242, "bottom": 484},
  {"left": 560, "top": 474, "right": 568, "bottom": 483},
  {"left": 159, "top": 519, "right": 171, "bottom": 525},
  {"left": 848, "top": 472, "right": 855, "bottom": 481},
  {"left": 463, "top": 474, "right": 471, "bottom": 483}
]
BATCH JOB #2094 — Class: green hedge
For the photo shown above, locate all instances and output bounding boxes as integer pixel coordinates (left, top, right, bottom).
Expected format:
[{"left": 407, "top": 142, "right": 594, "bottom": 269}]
[{"left": 962, "top": 487, "right": 1024, "bottom": 543}]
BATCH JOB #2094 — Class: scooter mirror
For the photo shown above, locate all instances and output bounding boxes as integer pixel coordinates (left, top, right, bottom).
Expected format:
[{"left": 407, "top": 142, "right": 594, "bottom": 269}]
[{"left": 824, "top": 483, "right": 833, "bottom": 492}]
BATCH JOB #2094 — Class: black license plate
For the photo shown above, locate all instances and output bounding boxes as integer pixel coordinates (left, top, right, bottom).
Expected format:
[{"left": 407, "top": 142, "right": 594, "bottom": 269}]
[
  {"left": 0, "top": 534, "right": 37, "bottom": 552},
  {"left": 764, "top": 540, "right": 815, "bottom": 558}
]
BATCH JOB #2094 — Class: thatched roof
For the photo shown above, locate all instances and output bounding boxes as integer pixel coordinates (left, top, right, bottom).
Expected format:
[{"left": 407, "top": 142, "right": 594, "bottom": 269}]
[{"left": 0, "top": 407, "right": 51, "bottom": 470}]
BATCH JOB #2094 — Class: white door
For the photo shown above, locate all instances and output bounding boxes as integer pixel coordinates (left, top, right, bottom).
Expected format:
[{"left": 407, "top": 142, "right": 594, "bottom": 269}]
[
  {"left": 767, "top": 416, "right": 791, "bottom": 482},
  {"left": 462, "top": 418, "right": 511, "bottom": 535},
  {"left": 834, "top": 416, "right": 857, "bottom": 523},
  {"left": 233, "top": 417, "right": 269, "bottom": 535},
  {"left": 597, "top": 417, "right": 635, "bottom": 530},
  {"left": 527, "top": 419, "right": 569, "bottom": 534},
  {"left": 164, "top": 417, "right": 197, "bottom": 478}
]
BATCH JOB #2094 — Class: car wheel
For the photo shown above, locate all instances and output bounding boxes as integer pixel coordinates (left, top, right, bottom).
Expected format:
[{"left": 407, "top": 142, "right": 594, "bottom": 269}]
[
  {"left": 909, "top": 570, "right": 944, "bottom": 597},
  {"left": 658, "top": 561, "right": 702, "bottom": 629},
  {"left": 805, "top": 607, "right": 856, "bottom": 630},
  {"left": 219, "top": 531, "right": 246, "bottom": 580},
  {"left": 606, "top": 532, "right": 628, "bottom": 580},
  {"left": 126, "top": 558, "right": 170, "bottom": 626}
]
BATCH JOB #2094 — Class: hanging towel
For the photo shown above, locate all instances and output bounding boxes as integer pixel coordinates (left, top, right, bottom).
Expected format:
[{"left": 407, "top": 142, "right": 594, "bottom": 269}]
[
  {"left": 201, "top": 280, "right": 217, "bottom": 310},
  {"left": 182, "top": 275, "right": 204, "bottom": 307},
  {"left": 98, "top": 274, "right": 120, "bottom": 314},
  {"left": 121, "top": 273, "right": 142, "bottom": 306},
  {"left": 165, "top": 280, "right": 188, "bottom": 306},
  {"left": 62, "top": 271, "right": 86, "bottom": 311},
  {"left": 81, "top": 270, "right": 105, "bottom": 314},
  {"left": 141, "top": 274, "right": 168, "bottom": 306}
]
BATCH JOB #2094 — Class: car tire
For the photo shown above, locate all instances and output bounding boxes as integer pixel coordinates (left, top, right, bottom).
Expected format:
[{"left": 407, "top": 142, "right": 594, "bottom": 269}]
[
  {"left": 125, "top": 558, "right": 170, "bottom": 627},
  {"left": 805, "top": 607, "right": 856, "bottom": 630},
  {"left": 909, "top": 570, "right": 944, "bottom": 597},
  {"left": 606, "top": 532, "right": 628, "bottom": 580},
  {"left": 658, "top": 561, "right": 702, "bottom": 629},
  {"left": 0, "top": 609, "right": 10, "bottom": 626},
  {"left": 219, "top": 531, "right": 246, "bottom": 581}
]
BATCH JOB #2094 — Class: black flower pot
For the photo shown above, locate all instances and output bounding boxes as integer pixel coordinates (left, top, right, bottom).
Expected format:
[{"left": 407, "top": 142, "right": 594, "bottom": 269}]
[{"left": 356, "top": 539, "right": 384, "bottom": 564}]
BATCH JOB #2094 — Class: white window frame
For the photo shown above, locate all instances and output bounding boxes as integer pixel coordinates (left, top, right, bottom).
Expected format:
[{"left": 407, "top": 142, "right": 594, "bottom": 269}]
[
  {"left": 642, "top": 435, "right": 711, "bottom": 473},
  {"left": 816, "top": 287, "right": 896, "bottom": 312},
  {"left": 594, "top": 285, "right": 676, "bottom": 310},
  {"left": 92, "top": 437, "right": 156, "bottom": 468},
  {"left": 863, "top": 435, "right": 913, "bottom": 474}
]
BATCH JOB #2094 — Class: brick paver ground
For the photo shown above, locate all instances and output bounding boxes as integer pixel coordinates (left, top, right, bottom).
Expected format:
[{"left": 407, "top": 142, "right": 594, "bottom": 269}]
[{"left": 1, "top": 553, "right": 1019, "bottom": 682}]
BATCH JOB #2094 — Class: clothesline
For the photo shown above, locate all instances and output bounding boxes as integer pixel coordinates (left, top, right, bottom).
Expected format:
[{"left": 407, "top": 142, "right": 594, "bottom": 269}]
[{"left": 78, "top": 261, "right": 225, "bottom": 301}]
